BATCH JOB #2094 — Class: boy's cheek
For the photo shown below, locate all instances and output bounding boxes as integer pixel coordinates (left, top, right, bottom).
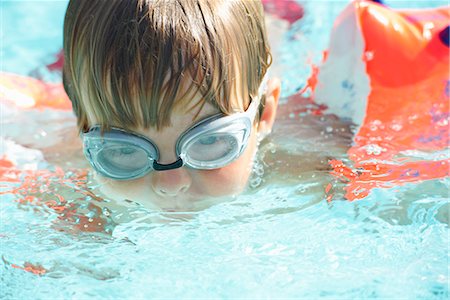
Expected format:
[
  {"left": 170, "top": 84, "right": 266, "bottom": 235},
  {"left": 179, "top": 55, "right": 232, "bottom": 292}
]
[
  {"left": 196, "top": 166, "right": 250, "bottom": 196},
  {"left": 195, "top": 137, "right": 258, "bottom": 196}
]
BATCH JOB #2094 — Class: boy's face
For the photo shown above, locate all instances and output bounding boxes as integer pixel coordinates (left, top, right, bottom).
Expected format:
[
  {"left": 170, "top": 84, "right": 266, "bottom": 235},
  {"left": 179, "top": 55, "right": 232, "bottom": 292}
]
[
  {"left": 94, "top": 104, "right": 256, "bottom": 211},
  {"left": 88, "top": 79, "right": 280, "bottom": 211}
]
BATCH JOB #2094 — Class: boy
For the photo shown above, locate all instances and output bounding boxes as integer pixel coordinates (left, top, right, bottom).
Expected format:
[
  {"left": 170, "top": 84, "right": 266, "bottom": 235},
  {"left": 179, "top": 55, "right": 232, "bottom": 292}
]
[{"left": 63, "top": 0, "right": 281, "bottom": 211}]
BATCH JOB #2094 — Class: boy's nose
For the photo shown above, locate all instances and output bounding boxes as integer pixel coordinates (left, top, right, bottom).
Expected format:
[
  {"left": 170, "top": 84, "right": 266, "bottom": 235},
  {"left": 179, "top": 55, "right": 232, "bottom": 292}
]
[{"left": 151, "top": 168, "right": 192, "bottom": 197}]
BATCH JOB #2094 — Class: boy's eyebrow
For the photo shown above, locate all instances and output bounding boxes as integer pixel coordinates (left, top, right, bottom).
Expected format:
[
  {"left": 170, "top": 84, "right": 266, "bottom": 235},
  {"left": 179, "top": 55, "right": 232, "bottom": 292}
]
[{"left": 188, "top": 98, "right": 223, "bottom": 123}]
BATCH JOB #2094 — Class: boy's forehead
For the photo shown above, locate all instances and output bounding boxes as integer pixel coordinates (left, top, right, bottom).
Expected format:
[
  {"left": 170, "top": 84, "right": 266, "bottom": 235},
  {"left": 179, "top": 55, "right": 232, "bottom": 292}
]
[
  {"left": 174, "top": 97, "right": 220, "bottom": 123},
  {"left": 133, "top": 100, "right": 219, "bottom": 138},
  {"left": 174, "top": 67, "right": 247, "bottom": 114}
]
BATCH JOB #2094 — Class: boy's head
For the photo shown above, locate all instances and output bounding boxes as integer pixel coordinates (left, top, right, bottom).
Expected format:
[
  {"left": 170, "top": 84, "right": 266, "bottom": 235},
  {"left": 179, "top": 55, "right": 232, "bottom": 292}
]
[{"left": 63, "top": 0, "right": 280, "bottom": 210}]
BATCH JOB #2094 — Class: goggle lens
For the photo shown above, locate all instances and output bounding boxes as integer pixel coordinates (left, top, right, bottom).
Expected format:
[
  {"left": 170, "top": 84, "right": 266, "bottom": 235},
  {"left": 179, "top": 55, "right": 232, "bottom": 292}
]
[
  {"left": 183, "top": 133, "right": 241, "bottom": 168},
  {"left": 95, "top": 143, "right": 152, "bottom": 178}
]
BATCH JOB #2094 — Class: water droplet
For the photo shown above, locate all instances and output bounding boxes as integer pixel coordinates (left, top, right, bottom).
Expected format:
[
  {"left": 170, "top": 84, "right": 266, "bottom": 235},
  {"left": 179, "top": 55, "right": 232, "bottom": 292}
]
[
  {"left": 437, "top": 118, "right": 448, "bottom": 126},
  {"left": 102, "top": 208, "right": 111, "bottom": 217},
  {"left": 391, "top": 124, "right": 402, "bottom": 131},
  {"left": 364, "top": 144, "right": 386, "bottom": 156},
  {"left": 364, "top": 51, "right": 374, "bottom": 61},
  {"left": 249, "top": 177, "right": 262, "bottom": 188}
]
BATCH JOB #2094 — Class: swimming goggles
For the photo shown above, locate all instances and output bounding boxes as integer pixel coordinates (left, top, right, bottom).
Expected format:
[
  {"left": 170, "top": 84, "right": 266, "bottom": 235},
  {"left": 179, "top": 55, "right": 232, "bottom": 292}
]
[{"left": 82, "top": 86, "right": 266, "bottom": 180}]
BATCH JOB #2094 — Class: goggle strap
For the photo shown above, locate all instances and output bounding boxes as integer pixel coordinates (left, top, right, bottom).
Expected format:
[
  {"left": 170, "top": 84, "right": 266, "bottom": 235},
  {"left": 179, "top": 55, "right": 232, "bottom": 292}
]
[{"left": 247, "top": 73, "right": 269, "bottom": 119}]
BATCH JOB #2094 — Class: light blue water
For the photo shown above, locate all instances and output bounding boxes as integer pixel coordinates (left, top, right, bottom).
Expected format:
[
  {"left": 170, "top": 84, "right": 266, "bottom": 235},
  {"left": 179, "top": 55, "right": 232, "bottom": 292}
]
[{"left": 1, "top": 1, "right": 449, "bottom": 299}]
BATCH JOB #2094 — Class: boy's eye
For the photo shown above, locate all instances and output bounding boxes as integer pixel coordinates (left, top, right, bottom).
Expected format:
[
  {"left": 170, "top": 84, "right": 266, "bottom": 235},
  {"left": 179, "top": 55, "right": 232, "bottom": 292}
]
[
  {"left": 119, "top": 147, "right": 137, "bottom": 155},
  {"left": 104, "top": 146, "right": 139, "bottom": 158},
  {"left": 186, "top": 134, "right": 238, "bottom": 163},
  {"left": 98, "top": 145, "right": 149, "bottom": 172},
  {"left": 198, "top": 136, "right": 218, "bottom": 145}
]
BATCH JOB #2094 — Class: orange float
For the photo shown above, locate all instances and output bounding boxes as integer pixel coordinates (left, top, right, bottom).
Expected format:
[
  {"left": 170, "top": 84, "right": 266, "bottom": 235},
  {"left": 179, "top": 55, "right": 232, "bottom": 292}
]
[
  {"left": 312, "top": 1, "right": 449, "bottom": 200},
  {"left": 0, "top": 72, "right": 71, "bottom": 110}
]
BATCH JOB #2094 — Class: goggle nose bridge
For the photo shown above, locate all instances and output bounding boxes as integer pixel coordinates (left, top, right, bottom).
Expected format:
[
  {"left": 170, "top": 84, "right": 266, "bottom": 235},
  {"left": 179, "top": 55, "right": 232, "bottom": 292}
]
[{"left": 152, "top": 157, "right": 184, "bottom": 171}]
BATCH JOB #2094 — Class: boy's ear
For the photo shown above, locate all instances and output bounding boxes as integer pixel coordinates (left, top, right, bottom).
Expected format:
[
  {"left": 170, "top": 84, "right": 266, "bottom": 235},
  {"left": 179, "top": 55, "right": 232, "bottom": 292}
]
[{"left": 257, "top": 77, "right": 281, "bottom": 137}]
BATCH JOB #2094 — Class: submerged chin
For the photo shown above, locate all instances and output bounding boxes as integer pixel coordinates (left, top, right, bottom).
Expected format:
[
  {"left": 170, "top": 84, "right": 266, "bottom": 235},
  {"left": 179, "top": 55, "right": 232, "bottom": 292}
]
[{"left": 96, "top": 186, "right": 234, "bottom": 212}]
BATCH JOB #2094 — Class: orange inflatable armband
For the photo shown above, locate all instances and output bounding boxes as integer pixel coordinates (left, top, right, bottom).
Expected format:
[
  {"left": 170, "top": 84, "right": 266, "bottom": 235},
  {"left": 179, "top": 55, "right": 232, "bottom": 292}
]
[{"left": 313, "top": 1, "right": 449, "bottom": 200}]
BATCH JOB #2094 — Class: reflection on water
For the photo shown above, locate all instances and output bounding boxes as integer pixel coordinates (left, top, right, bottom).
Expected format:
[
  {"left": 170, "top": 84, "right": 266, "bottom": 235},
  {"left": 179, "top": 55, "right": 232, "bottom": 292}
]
[{"left": 1, "top": 173, "right": 448, "bottom": 298}]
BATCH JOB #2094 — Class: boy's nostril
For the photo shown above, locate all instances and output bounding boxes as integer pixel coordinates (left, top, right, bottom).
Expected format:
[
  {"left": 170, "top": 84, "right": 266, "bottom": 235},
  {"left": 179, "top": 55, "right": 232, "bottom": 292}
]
[
  {"left": 151, "top": 169, "right": 192, "bottom": 197},
  {"left": 155, "top": 186, "right": 188, "bottom": 197}
]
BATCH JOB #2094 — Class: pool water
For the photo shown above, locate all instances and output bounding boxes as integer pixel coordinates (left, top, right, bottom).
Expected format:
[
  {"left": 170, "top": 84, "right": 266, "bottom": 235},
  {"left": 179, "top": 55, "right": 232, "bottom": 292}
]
[{"left": 1, "top": 1, "right": 448, "bottom": 299}]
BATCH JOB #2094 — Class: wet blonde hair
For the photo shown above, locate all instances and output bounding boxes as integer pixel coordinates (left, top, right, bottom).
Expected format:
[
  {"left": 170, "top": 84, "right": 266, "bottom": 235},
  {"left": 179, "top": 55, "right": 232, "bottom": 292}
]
[{"left": 63, "top": 0, "right": 271, "bottom": 132}]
